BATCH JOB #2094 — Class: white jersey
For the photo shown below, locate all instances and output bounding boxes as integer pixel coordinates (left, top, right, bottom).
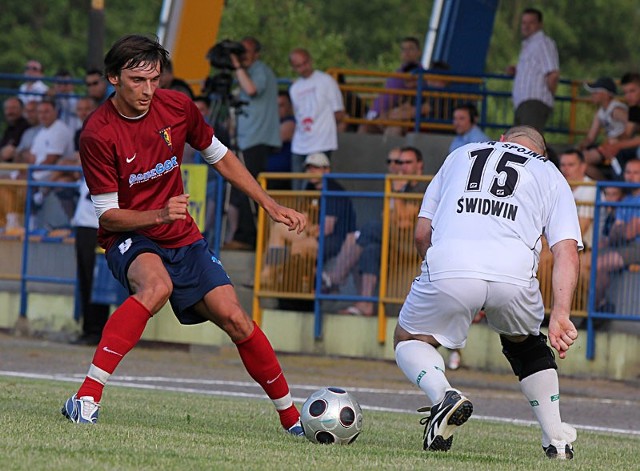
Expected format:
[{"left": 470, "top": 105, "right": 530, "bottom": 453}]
[{"left": 419, "top": 141, "right": 583, "bottom": 287}]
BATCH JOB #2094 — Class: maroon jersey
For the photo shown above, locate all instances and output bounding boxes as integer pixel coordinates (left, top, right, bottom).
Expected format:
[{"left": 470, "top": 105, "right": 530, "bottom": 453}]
[{"left": 80, "top": 89, "right": 214, "bottom": 251}]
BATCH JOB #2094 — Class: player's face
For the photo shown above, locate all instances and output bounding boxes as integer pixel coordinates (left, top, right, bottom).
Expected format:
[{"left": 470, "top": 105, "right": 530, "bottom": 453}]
[
  {"left": 452, "top": 109, "right": 473, "bottom": 135},
  {"left": 109, "top": 62, "right": 161, "bottom": 117},
  {"left": 559, "top": 153, "right": 585, "bottom": 181},
  {"left": 622, "top": 82, "right": 640, "bottom": 107}
]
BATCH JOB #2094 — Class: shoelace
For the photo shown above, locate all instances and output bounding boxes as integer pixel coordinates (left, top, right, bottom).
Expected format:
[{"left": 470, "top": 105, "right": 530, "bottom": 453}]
[
  {"left": 80, "top": 398, "right": 101, "bottom": 417},
  {"left": 417, "top": 406, "right": 432, "bottom": 428}
]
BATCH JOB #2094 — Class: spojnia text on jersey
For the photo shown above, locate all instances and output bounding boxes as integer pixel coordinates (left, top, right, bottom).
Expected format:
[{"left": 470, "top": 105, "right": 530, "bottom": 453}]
[{"left": 456, "top": 196, "right": 518, "bottom": 221}]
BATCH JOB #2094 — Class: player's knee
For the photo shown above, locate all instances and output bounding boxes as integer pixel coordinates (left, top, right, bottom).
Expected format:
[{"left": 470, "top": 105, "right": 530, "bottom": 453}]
[
  {"left": 500, "top": 333, "right": 557, "bottom": 381},
  {"left": 133, "top": 278, "right": 172, "bottom": 312}
]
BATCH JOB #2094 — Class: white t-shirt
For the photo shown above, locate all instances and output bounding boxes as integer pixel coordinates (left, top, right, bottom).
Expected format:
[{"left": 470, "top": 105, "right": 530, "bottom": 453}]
[
  {"left": 72, "top": 179, "right": 99, "bottom": 229},
  {"left": 290, "top": 70, "right": 344, "bottom": 155},
  {"left": 419, "top": 141, "right": 583, "bottom": 287},
  {"left": 30, "top": 119, "right": 74, "bottom": 180},
  {"left": 18, "top": 80, "right": 49, "bottom": 103}
]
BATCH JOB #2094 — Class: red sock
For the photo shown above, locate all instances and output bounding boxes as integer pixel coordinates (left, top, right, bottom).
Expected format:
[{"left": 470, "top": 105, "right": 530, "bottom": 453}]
[
  {"left": 77, "top": 297, "right": 152, "bottom": 402},
  {"left": 235, "top": 322, "right": 300, "bottom": 429}
]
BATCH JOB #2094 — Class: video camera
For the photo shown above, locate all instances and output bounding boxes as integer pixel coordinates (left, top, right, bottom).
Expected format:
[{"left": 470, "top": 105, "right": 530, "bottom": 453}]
[{"left": 206, "top": 39, "right": 246, "bottom": 71}]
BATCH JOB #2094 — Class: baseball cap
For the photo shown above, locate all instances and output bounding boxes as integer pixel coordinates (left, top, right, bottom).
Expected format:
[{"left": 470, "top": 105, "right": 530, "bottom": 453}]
[
  {"left": 584, "top": 77, "right": 617, "bottom": 95},
  {"left": 304, "top": 152, "right": 330, "bottom": 168}
]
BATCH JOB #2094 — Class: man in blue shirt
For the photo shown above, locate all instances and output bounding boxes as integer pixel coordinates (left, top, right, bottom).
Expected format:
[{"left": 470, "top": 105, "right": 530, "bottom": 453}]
[
  {"left": 224, "top": 36, "right": 281, "bottom": 250},
  {"left": 448, "top": 103, "right": 490, "bottom": 153}
]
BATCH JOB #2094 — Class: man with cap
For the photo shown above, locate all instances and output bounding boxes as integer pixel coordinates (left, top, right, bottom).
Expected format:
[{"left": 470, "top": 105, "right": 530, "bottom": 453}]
[{"left": 580, "top": 77, "right": 628, "bottom": 180}]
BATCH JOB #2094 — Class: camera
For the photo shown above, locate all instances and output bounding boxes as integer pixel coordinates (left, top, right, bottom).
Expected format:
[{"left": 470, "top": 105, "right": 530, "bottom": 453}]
[{"left": 206, "top": 39, "right": 246, "bottom": 71}]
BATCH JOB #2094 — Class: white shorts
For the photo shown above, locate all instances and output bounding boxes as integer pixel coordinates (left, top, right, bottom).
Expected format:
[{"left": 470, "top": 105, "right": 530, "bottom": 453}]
[{"left": 398, "top": 277, "right": 544, "bottom": 349}]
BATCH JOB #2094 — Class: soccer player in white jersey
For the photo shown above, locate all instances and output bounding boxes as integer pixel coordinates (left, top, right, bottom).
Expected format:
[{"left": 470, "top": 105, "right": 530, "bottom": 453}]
[{"left": 394, "top": 126, "right": 582, "bottom": 459}]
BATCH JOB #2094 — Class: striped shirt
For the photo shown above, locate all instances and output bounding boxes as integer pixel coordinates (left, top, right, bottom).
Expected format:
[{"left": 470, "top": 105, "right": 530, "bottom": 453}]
[{"left": 512, "top": 30, "right": 559, "bottom": 109}]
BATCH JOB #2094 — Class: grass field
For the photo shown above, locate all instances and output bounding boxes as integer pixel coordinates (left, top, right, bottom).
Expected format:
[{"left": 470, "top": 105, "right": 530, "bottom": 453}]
[{"left": 1, "top": 377, "right": 636, "bottom": 471}]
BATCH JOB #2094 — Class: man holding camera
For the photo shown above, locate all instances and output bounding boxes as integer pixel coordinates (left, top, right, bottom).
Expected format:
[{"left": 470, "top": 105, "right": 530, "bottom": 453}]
[{"left": 223, "top": 36, "right": 281, "bottom": 251}]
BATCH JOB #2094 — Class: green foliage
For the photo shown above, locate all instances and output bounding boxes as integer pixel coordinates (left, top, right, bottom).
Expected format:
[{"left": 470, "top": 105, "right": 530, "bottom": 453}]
[{"left": 1, "top": 377, "right": 637, "bottom": 471}]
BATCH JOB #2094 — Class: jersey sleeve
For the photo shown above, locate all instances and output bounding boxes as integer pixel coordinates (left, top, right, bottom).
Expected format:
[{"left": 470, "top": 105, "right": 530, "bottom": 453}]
[
  {"left": 544, "top": 170, "right": 584, "bottom": 250},
  {"left": 79, "top": 127, "right": 119, "bottom": 196}
]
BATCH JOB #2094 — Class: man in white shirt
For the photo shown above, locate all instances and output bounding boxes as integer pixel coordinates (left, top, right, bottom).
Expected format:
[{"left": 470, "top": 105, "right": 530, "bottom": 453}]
[
  {"left": 394, "top": 126, "right": 581, "bottom": 459},
  {"left": 18, "top": 60, "right": 49, "bottom": 104},
  {"left": 288, "top": 48, "right": 344, "bottom": 189},
  {"left": 509, "top": 8, "right": 559, "bottom": 132}
]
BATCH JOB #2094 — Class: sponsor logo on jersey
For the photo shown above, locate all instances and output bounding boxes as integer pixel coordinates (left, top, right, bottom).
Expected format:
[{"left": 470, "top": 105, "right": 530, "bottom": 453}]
[
  {"left": 158, "top": 126, "right": 173, "bottom": 152},
  {"left": 128, "top": 156, "right": 179, "bottom": 187},
  {"left": 456, "top": 197, "right": 519, "bottom": 221}
]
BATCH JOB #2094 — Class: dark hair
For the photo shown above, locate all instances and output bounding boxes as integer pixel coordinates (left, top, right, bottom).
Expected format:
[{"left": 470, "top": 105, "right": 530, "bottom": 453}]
[
  {"left": 85, "top": 68, "right": 104, "bottom": 77},
  {"left": 621, "top": 72, "right": 640, "bottom": 86},
  {"left": 241, "top": 36, "right": 262, "bottom": 53},
  {"left": 104, "top": 34, "right": 170, "bottom": 78},
  {"left": 400, "top": 37, "right": 420, "bottom": 49},
  {"left": 400, "top": 145, "right": 423, "bottom": 162},
  {"left": 560, "top": 148, "right": 585, "bottom": 163},
  {"left": 454, "top": 102, "right": 479, "bottom": 123},
  {"left": 278, "top": 89, "right": 292, "bottom": 101},
  {"left": 39, "top": 96, "right": 58, "bottom": 108},
  {"left": 193, "top": 95, "right": 211, "bottom": 107},
  {"left": 522, "top": 8, "right": 543, "bottom": 22}
]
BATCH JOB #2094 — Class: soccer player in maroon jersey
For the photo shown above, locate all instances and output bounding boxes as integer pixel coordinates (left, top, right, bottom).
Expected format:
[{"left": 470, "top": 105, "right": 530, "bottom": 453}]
[{"left": 61, "top": 34, "right": 307, "bottom": 436}]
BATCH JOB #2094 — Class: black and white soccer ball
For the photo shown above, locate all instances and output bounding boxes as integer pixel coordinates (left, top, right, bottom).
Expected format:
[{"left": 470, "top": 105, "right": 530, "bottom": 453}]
[{"left": 300, "top": 387, "right": 363, "bottom": 444}]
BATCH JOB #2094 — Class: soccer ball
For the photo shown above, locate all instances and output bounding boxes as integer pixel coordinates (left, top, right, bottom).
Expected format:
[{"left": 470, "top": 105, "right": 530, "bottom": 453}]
[{"left": 300, "top": 387, "right": 363, "bottom": 444}]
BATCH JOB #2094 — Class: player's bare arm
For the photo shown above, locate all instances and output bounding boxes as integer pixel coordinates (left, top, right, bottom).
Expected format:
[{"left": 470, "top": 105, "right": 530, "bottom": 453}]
[
  {"left": 548, "top": 238, "right": 579, "bottom": 359},
  {"left": 414, "top": 217, "right": 432, "bottom": 259},
  {"left": 213, "top": 150, "right": 307, "bottom": 233},
  {"left": 98, "top": 194, "right": 190, "bottom": 232}
]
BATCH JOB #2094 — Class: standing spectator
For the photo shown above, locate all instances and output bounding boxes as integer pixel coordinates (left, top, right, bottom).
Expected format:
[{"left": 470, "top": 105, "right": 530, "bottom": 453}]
[
  {"left": 448, "top": 103, "right": 490, "bottom": 152},
  {"left": 0, "top": 97, "right": 30, "bottom": 162},
  {"left": 61, "top": 35, "right": 306, "bottom": 437},
  {"left": 223, "top": 37, "right": 281, "bottom": 251},
  {"left": 599, "top": 73, "right": 640, "bottom": 176},
  {"left": 266, "top": 91, "right": 296, "bottom": 190},
  {"left": 288, "top": 48, "right": 344, "bottom": 189},
  {"left": 52, "top": 69, "right": 81, "bottom": 131},
  {"left": 394, "top": 126, "right": 580, "bottom": 458},
  {"left": 559, "top": 149, "right": 597, "bottom": 248},
  {"left": 18, "top": 60, "right": 49, "bottom": 103},
  {"left": 509, "top": 8, "right": 559, "bottom": 132},
  {"left": 84, "top": 69, "right": 114, "bottom": 104}
]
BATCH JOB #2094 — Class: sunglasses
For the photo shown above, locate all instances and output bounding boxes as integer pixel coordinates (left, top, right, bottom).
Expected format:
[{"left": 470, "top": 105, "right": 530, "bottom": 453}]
[
  {"left": 24, "top": 65, "right": 41, "bottom": 71},
  {"left": 85, "top": 80, "right": 101, "bottom": 87},
  {"left": 387, "top": 159, "right": 414, "bottom": 165}
]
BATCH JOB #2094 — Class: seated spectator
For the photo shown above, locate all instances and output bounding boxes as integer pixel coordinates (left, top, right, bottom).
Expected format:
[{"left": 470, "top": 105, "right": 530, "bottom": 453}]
[
  {"left": 559, "top": 149, "right": 597, "bottom": 248},
  {"left": 580, "top": 77, "right": 628, "bottom": 180},
  {"left": 159, "top": 59, "right": 194, "bottom": 99},
  {"left": 323, "top": 146, "right": 426, "bottom": 317},
  {"left": 266, "top": 91, "right": 296, "bottom": 190},
  {"left": 262, "top": 152, "right": 355, "bottom": 283},
  {"left": 358, "top": 37, "right": 423, "bottom": 134},
  {"left": 594, "top": 159, "right": 640, "bottom": 311},
  {"left": 448, "top": 102, "right": 490, "bottom": 152},
  {"left": 0, "top": 97, "right": 30, "bottom": 163},
  {"left": 383, "top": 61, "right": 453, "bottom": 137},
  {"left": 599, "top": 185, "right": 625, "bottom": 249},
  {"left": 85, "top": 68, "right": 114, "bottom": 104},
  {"left": 18, "top": 60, "right": 49, "bottom": 103},
  {"left": 599, "top": 72, "right": 640, "bottom": 178}
]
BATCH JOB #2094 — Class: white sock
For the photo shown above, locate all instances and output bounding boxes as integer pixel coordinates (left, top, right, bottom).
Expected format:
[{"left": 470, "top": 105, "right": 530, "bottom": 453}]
[
  {"left": 395, "top": 340, "right": 451, "bottom": 404},
  {"left": 520, "top": 369, "right": 564, "bottom": 446}
]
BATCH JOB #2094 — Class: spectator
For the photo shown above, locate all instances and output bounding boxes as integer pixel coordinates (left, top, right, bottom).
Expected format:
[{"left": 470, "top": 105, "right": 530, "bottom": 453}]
[
  {"left": 599, "top": 73, "right": 640, "bottom": 176},
  {"left": 559, "top": 149, "right": 597, "bottom": 248},
  {"left": 0, "top": 97, "right": 30, "bottom": 162},
  {"left": 6, "top": 100, "right": 42, "bottom": 167},
  {"left": 508, "top": 8, "right": 559, "bottom": 132},
  {"left": 448, "top": 102, "right": 490, "bottom": 152},
  {"left": 261, "top": 152, "right": 355, "bottom": 299},
  {"left": 599, "top": 185, "right": 625, "bottom": 248},
  {"left": 359, "top": 37, "right": 424, "bottom": 133},
  {"left": 159, "top": 59, "right": 194, "bottom": 99},
  {"left": 18, "top": 60, "right": 49, "bottom": 103},
  {"left": 323, "top": 147, "right": 426, "bottom": 317},
  {"left": 52, "top": 69, "right": 81, "bottom": 131},
  {"left": 594, "top": 159, "right": 640, "bottom": 311},
  {"left": 580, "top": 77, "right": 628, "bottom": 179},
  {"left": 266, "top": 91, "right": 296, "bottom": 190},
  {"left": 288, "top": 48, "right": 344, "bottom": 189},
  {"left": 84, "top": 69, "right": 114, "bottom": 104},
  {"left": 223, "top": 36, "right": 281, "bottom": 251}
]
